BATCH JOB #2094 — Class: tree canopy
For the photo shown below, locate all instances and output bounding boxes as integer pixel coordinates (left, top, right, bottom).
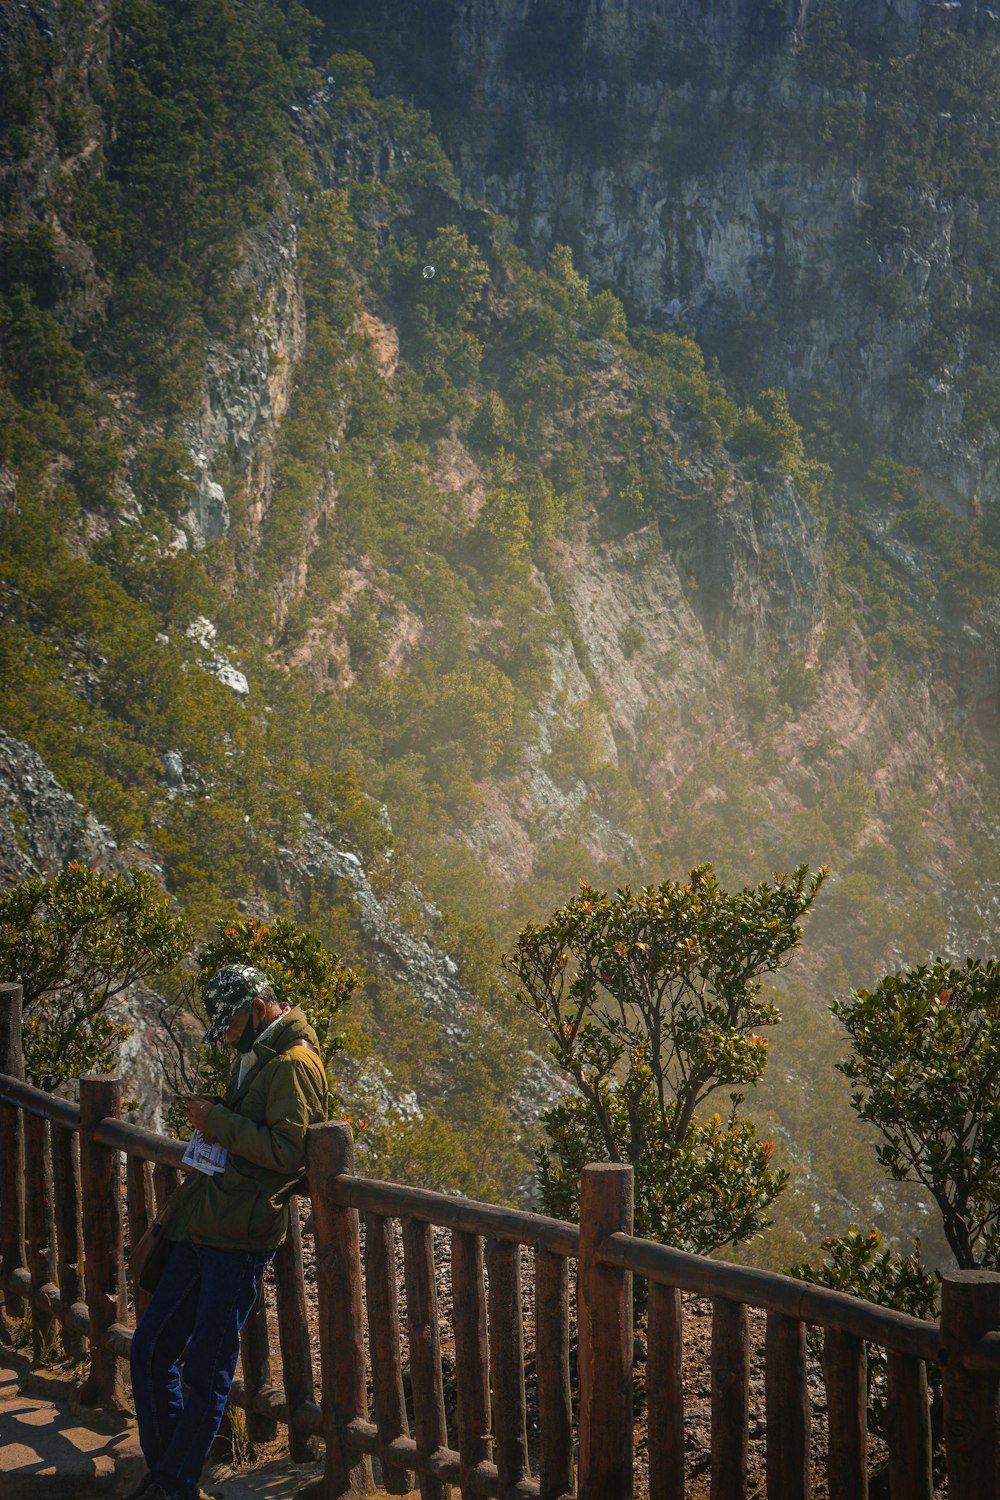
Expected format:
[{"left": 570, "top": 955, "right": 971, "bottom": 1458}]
[
  {"left": 504, "top": 863, "right": 826, "bottom": 1251},
  {"left": 0, "top": 863, "right": 189, "bottom": 1091},
  {"left": 836, "top": 957, "right": 1000, "bottom": 1268}
]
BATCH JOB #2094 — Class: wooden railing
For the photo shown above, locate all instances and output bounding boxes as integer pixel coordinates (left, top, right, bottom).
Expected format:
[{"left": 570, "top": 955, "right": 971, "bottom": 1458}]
[{"left": 2, "top": 978, "right": 1000, "bottom": 1498}]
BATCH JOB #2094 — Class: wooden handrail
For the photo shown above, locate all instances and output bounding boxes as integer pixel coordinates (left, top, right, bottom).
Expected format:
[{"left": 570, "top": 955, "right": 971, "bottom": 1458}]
[
  {"left": 599, "top": 1232, "right": 942, "bottom": 1362},
  {"left": 0, "top": 1071, "right": 80, "bottom": 1128},
  {"left": 332, "top": 1171, "right": 580, "bottom": 1256},
  {"left": 93, "top": 1116, "right": 185, "bottom": 1168}
]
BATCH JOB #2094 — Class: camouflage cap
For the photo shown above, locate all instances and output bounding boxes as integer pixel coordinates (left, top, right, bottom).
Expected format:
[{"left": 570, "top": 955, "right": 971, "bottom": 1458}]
[{"left": 202, "top": 963, "right": 273, "bottom": 1046}]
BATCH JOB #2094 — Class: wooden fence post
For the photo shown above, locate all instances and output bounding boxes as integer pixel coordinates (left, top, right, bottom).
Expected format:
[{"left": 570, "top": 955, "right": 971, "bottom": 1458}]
[
  {"left": 24, "top": 1111, "right": 55, "bottom": 1358},
  {"left": 885, "top": 1351, "right": 932, "bottom": 1500},
  {"left": 940, "top": 1269, "right": 1000, "bottom": 1498},
  {"left": 647, "top": 1283, "right": 684, "bottom": 1500},
  {"left": 822, "top": 1329, "right": 867, "bottom": 1500},
  {"left": 535, "top": 1245, "right": 574, "bottom": 1500},
  {"left": 710, "top": 1298, "right": 749, "bottom": 1500},
  {"left": 52, "top": 1120, "right": 84, "bottom": 1358},
  {"left": 78, "top": 1075, "right": 126, "bottom": 1408},
  {"left": 125, "top": 1155, "right": 153, "bottom": 1319},
  {"left": 0, "top": 982, "right": 25, "bottom": 1328},
  {"left": 240, "top": 1281, "right": 277, "bottom": 1444},
  {"left": 402, "top": 1216, "right": 449, "bottom": 1500},
  {"left": 364, "top": 1212, "right": 411, "bottom": 1493},
  {"left": 453, "top": 1230, "right": 490, "bottom": 1500},
  {"left": 486, "top": 1238, "right": 528, "bottom": 1495},
  {"left": 274, "top": 1198, "right": 319, "bottom": 1463},
  {"left": 765, "top": 1312, "right": 810, "bottom": 1500},
  {"left": 577, "top": 1163, "right": 633, "bottom": 1500},
  {"left": 306, "top": 1122, "right": 372, "bottom": 1500}
]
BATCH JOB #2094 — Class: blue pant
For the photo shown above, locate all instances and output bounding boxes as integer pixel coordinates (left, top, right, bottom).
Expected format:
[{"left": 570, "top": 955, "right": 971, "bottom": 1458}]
[{"left": 130, "top": 1240, "right": 271, "bottom": 1500}]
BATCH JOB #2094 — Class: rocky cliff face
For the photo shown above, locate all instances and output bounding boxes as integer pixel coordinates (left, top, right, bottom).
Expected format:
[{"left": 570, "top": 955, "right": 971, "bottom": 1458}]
[
  {"left": 3, "top": 0, "right": 998, "bottom": 1231},
  {"left": 327, "top": 0, "right": 1000, "bottom": 519},
  {"left": 182, "top": 205, "right": 306, "bottom": 548},
  {"left": 0, "top": 731, "right": 132, "bottom": 890}
]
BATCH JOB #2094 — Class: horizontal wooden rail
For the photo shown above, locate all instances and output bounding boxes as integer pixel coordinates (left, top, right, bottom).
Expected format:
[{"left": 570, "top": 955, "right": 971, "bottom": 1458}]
[
  {"left": 600, "top": 1233, "right": 942, "bottom": 1361},
  {"left": 4, "top": 1267, "right": 60, "bottom": 1319},
  {"left": 3, "top": 1269, "right": 90, "bottom": 1345},
  {"left": 333, "top": 1173, "right": 580, "bottom": 1256},
  {"left": 964, "top": 1328, "right": 1000, "bottom": 1372},
  {"left": 0, "top": 1072, "right": 80, "bottom": 1128},
  {"left": 227, "top": 1378, "right": 323, "bottom": 1435},
  {"left": 92, "top": 1117, "right": 186, "bottom": 1168}
]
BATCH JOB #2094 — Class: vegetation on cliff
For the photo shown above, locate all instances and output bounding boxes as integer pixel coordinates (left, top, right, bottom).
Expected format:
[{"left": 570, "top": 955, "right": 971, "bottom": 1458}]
[{"left": 1, "top": 0, "right": 999, "bottom": 1260}]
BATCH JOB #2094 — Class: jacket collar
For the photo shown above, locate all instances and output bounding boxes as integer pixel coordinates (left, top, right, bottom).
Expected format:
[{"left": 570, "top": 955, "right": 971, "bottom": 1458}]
[{"left": 224, "top": 1007, "right": 315, "bottom": 1106}]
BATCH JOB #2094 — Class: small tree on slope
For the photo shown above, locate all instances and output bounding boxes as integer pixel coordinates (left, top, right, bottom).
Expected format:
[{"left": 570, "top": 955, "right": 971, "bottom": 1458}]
[
  {"left": 0, "top": 863, "right": 189, "bottom": 1092},
  {"left": 836, "top": 956, "right": 1000, "bottom": 1269},
  {"left": 503, "top": 863, "right": 826, "bottom": 1253}
]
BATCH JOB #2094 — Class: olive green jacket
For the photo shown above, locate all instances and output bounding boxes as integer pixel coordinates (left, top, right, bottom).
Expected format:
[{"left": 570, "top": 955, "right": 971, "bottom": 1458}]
[{"left": 168, "top": 1007, "right": 328, "bottom": 1252}]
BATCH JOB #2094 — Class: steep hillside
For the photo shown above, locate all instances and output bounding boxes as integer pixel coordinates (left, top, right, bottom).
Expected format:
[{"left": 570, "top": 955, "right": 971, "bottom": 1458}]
[
  {"left": 1, "top": 0, "right": 998, "bottom": 1262},
  {"left": 327, "top": 0, "right": 1000, "bottom": 523}
]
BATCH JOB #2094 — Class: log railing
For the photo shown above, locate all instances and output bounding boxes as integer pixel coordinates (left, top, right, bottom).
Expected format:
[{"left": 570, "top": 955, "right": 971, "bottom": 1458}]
[{"left": 3, "top": 978, "right": 1000, "bottom": 1498}]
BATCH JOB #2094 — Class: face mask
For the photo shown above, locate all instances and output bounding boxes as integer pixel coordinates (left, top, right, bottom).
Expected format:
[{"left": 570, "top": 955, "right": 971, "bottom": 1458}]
[{"left": 234, "top": 1004, "right": 262, "bottom": 1053}]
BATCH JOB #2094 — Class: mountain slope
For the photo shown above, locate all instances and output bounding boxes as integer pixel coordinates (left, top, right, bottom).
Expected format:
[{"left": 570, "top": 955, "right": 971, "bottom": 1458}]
[{"left": 1, "top": 0, "right": 998, "bottom": 1258}]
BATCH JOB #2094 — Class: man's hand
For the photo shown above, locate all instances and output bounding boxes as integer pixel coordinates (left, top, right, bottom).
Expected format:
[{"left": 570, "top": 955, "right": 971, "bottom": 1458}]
[{"left": 180, "top": 1095, "right": 216, "bottom": 1132}]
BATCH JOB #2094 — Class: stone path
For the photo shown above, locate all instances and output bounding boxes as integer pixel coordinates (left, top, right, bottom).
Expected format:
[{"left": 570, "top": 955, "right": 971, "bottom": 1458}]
[
  {"left": 0, "top": 1358, "right": 143, "bottom": 1498},
  {"left": 0, "top": 1358, "right": 390, "bottom": 1499}
]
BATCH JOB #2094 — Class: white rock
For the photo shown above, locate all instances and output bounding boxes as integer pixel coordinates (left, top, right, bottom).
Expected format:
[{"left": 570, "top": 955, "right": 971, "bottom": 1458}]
[{"left": 215, "top": 664, "right": 250, "bottom": 697}]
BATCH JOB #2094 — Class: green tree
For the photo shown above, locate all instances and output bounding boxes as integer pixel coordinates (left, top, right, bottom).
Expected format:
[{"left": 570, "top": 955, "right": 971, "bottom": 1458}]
[
  {"left": 790, "top": 1227, "right": 938, "bottom": 1430},
  {"left": 0, "top": 864, "right": 190, "bottom": 1091},
  {"left": 836, "top": 958, "right": 1000, "bottom": 1268},
  {"left": 433, "top": 662, "right": 517, "bottom": 777},
  {"left": 164, "top": 915, "right": 363, "bottom": 1131},
  {"left": 504, "top": 864, "right": 826, "bottom": 1250},
  {"left": 730, "top": 389, "right": 806, "bottom": 475},
  {"left": 197, "top": 915, "right": 362, "bottom": 1068}
]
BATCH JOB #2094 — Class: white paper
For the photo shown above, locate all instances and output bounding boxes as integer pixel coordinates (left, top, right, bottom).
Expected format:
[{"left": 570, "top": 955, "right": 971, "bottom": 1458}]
[{"left": 182, "top": 1129, "right": 229, "bottom": 1176}]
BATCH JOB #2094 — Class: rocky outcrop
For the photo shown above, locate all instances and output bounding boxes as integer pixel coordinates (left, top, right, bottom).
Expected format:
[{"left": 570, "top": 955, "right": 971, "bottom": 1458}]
[
  {"left": 275, "top": 825, "right": 568, "bottom": 1119},
  {"left": 279, "top": 826, "right": 468, "bottom": 1019},
  {"left": 0, "top": 731, "right": 131, "bottom": 890},
  {"left": 181, "top": 206, "right": 306, "bottom": 548}
]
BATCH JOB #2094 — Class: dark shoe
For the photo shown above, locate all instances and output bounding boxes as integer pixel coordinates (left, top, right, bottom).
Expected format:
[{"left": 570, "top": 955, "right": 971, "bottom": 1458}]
[{"left": 121, "top": 1479, "right": 152, "bottom": 1500}]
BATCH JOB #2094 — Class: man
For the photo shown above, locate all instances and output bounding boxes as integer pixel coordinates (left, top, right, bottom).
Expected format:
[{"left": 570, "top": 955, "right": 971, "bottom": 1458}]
[{"left": 129, "top": 964, "right": 328, "bottom": 1500}]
